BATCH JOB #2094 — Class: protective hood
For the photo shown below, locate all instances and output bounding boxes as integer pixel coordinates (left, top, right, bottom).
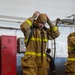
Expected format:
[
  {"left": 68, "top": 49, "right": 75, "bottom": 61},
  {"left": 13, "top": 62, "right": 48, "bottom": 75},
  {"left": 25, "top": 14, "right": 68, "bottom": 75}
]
[{"left": 37, "top": 14, "right": 47, "bottom": 24}]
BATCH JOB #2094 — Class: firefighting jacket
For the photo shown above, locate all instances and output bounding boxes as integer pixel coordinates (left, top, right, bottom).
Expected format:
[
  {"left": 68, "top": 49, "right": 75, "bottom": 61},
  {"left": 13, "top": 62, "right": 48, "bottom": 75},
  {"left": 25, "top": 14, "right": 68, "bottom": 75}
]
[
  {"left": 67, "top": 32, "right": 75, "bottom": 61},
  {"left": 20, "top": 14, "right": 60, "bottom": 60}
]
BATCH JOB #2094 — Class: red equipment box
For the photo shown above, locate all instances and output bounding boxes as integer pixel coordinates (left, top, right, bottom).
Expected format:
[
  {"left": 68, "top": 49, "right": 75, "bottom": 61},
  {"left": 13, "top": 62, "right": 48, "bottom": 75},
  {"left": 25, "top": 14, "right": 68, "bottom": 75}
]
[{"left": 0, "top": 35, "right": 17, "bottom": 75}]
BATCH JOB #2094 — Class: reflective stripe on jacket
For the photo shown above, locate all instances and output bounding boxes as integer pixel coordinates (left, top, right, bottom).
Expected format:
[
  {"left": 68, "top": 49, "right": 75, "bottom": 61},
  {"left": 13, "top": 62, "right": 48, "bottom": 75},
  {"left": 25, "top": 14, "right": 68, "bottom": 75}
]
[
  {"left": 25, "top": 51, "right": 46, "bottom": 56},
  {"left": 68, "top": 58, "right": 75, "bottom": 61}
]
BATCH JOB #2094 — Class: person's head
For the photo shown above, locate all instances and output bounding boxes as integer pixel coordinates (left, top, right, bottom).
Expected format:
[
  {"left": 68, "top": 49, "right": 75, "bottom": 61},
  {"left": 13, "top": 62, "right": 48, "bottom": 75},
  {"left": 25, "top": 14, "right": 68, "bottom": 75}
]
[{"left": 36, "top": 14, "right": 47, "bottom": 29}]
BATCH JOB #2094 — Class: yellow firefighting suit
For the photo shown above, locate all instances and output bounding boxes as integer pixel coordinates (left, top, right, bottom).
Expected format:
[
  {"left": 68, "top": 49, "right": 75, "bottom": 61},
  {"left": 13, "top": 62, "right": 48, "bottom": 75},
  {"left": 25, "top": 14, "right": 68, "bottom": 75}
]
[
  {"left": 65, "top": 32, "right": 75, "bottom": 75},
  {"left": 20, "top": 13, "right": 60, "bottom": 75}
]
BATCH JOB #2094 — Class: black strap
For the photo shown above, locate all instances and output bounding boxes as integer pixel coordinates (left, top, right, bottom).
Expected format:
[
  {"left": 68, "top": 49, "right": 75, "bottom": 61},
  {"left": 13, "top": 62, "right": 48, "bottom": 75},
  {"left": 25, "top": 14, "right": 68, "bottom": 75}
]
[
  {"left": 26, "top": 27, "right": 34, "bottom": 47},
  {"left": 26, "top": 23, "right": 39, "bottom": 47},
  {"left": 41, "top": 30, "right": 44, "bottom": 63}
]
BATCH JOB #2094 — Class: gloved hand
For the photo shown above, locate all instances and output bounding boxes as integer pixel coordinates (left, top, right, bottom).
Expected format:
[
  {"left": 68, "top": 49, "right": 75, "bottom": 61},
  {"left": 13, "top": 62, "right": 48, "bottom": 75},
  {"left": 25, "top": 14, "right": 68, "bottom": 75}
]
[
  {"left": 34, "top": 11, "right": 40, "bottom": 17},
  {"left": 56, "top": 18, "right": 61, "bottom": 21},
  {"left": 45, "top": 14, "right": 52, "bottom": 26},
  {"left": 46, "top": 48, "right": 51, "bottom": 54},
  {"left": 31, "top": 11, "right": 40, "bottom": 23}
]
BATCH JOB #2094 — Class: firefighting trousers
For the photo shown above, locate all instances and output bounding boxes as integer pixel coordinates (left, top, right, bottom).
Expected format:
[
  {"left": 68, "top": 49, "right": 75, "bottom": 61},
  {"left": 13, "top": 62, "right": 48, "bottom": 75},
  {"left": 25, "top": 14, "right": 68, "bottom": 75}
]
[
  {"left": 65, "top": 61, "right": 75, "bottom": 75},
  {"left": 21, "top": 55, "right": 47, "bottom": 75}
]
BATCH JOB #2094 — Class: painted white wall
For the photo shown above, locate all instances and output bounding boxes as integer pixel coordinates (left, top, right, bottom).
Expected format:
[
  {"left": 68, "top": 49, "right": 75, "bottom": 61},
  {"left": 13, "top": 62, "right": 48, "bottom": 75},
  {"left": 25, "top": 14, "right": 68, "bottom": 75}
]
[
  {"left": 0, "top": 0, "right": 75, "bottom": 20},
  {"left": 0, "top": 0, "right": 75, "bottom": 57},
  {"left": 0, "top": 21, "right": 24, "bottom": 37}
]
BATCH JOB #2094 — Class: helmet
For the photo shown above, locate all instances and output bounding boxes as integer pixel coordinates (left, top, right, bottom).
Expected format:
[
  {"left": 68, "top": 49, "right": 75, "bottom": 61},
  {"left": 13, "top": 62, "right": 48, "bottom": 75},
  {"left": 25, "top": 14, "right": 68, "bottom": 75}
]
[{"left": 37, "top": 14, "right": 47, "bottom": 24}]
